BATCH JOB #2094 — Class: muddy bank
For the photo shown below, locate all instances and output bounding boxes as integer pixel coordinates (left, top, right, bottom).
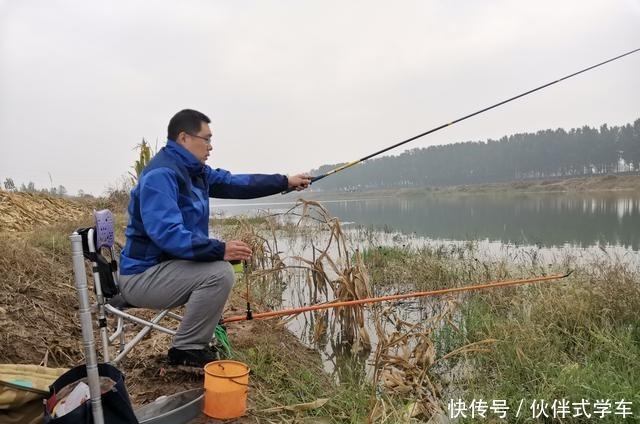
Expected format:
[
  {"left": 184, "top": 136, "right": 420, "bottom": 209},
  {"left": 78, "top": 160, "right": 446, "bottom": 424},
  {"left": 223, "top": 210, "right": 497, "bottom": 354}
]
[{"left": 0, "top": 193, "right": 325, "bottom": 422}]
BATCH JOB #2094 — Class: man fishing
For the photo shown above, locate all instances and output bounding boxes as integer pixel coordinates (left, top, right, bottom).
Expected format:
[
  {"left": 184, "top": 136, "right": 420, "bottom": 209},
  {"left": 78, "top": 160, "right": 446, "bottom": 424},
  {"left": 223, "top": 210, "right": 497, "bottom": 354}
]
[{"left": 118, "top": 108, "right": 312, "bottom": 368}]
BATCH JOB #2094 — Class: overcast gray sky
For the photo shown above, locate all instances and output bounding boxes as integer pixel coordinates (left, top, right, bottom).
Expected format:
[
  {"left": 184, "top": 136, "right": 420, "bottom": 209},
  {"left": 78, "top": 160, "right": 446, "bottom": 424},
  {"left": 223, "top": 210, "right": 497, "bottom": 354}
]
[{"left": 1, "top": 1, "right": 639, "bottom": 195}]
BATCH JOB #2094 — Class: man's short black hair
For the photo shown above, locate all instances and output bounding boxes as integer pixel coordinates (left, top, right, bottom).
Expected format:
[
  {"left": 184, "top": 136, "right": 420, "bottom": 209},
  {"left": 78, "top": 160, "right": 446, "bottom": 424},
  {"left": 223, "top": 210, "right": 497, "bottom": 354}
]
[{"left": 167, "top": 109, "right": 211, "bottom": 140}]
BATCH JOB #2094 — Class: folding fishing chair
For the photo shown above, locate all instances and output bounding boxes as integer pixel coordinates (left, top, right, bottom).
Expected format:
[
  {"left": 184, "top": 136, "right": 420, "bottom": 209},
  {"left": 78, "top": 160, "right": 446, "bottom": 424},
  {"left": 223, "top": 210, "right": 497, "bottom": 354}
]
[
  {"left": 73, "top": 209, "right": 182, "bottom": 365},
  {"left": 68, "top": 213, "right": 204, "bottom": 424}
]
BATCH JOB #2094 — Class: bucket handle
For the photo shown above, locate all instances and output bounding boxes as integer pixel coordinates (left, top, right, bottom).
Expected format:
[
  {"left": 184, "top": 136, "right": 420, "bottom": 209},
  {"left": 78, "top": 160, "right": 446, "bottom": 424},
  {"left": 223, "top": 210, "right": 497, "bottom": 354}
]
[
  {"left": 210, "top": 362, "right": 249, "bottom": 387},
  {"left": 228, "top": 377, "right": 249, "bottom": 387}
]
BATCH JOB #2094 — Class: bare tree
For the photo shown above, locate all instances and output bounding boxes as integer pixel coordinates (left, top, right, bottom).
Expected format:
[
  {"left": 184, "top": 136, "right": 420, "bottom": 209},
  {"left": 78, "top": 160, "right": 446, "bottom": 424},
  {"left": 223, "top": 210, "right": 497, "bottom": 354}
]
[{"left": 3, "top": 178, "right": 15, "bottom": 191}]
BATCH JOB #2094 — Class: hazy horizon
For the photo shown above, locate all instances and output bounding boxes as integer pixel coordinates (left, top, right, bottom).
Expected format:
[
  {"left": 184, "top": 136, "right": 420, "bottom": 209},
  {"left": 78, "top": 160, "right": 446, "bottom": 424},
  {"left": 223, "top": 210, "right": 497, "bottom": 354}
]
[{"left": 2, "top": 1, "right": 639, "bottom": 195}]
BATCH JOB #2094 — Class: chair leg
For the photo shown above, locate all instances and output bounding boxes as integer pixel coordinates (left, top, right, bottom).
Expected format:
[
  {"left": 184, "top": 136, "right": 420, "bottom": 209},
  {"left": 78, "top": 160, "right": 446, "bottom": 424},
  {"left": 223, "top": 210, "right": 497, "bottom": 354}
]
[
  {"left": 112, "top": 310, "right": 174, "bottom": 365},
  {"left": 108, "top": 316, "right": 125, "bottom": 344},
  {"left": 105, "top": 306, "right": 178, "bottom": 336},
  {"left": 99, "top": 325, "right": 110, "bottom": 363},
  {"left": 166, "top": 311, "right": 183, "bottom": 321}
]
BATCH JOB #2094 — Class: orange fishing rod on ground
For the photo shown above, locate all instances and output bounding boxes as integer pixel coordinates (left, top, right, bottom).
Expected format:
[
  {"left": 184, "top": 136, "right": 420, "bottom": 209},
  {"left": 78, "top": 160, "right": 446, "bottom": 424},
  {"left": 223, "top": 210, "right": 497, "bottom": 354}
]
[{"left": 222, "top": 271, "right": 572, "bottom": 323}]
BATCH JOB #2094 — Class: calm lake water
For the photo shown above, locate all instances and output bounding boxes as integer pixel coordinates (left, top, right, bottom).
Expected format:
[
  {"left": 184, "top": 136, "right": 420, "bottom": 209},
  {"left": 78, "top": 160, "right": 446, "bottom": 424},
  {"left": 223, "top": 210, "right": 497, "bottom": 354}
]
[
  {"left": 213, "top": 192, "right": 640, "bottom": 374},
  {"left": 213, "top": 193, "right": 640, "bottom": 251}
]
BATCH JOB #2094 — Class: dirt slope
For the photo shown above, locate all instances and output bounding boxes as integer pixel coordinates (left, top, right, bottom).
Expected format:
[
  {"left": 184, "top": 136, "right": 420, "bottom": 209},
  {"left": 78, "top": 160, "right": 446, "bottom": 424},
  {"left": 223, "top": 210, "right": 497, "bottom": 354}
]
[
  {"left": 0, "top": 191, "right": 312, "bottom": 423},
  {"left": 0, "top": 191, "right": 91, "bottom": 232}
]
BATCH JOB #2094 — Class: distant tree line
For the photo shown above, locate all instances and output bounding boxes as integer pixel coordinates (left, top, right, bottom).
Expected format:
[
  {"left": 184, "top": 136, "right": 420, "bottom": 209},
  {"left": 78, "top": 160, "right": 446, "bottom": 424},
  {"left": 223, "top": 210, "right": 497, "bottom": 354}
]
[
  {"left": 1, "top": 177, "right": 89, "bottom": 198},
  {"left": 1, "top": 139, "right": 152, "bottom": 200},
  {"left": 310, "top": 118, "right": 640, "bottom": 190}
]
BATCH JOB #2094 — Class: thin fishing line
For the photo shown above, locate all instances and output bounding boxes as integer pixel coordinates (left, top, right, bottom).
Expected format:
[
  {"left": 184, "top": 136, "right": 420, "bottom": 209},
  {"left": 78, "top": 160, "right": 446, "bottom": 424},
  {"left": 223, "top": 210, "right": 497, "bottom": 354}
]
[{"left": 283, "top": 47, "right": 640, "bottom": 192}]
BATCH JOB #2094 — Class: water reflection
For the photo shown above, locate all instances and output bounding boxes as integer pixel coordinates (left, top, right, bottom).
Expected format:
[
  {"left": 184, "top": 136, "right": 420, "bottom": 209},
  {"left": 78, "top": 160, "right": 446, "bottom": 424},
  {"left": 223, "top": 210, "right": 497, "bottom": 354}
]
[
  {"left": 214, "top": 194, "right": 640, "bottom": 250},
  {"left": 316, "top": 194, "right": 640, "bottom": 250}
]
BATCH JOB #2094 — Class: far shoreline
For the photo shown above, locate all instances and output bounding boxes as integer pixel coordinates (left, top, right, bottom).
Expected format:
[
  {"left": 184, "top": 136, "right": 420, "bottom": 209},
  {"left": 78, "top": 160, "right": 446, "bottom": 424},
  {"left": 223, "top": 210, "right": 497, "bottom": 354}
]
[{"left": 294, "top": 173, "right": 640, "bottom": 200}]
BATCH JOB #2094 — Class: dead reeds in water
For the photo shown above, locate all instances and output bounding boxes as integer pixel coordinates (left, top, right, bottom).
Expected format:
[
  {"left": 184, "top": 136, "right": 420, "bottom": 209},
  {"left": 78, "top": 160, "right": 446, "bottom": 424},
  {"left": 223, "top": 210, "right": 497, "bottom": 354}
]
[
  {"left": 292, "top": 200, "right": 372, "bottom": 353},
  {"left": 218, "top": 199, "right": 502, "bottom": 420},
  {"left": 217, "top": 199, "right": 373, "bottom": 353},
  {"left": 369, "top": 298, "right": 452, "bottom": 420}
]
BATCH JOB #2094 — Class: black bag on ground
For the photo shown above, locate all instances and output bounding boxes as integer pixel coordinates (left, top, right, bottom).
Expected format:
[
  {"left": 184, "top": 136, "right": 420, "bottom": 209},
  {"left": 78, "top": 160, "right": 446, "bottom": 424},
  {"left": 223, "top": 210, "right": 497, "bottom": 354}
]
[{"left": 43, "top": 363, "right": 139, "bottom": 424}]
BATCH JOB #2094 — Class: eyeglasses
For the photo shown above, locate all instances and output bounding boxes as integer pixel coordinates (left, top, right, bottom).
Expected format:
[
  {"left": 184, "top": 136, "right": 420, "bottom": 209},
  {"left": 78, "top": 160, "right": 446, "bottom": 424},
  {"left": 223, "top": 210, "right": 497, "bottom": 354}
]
[{"left": 187, "top": 133, "right": 212, "bottom": 145}]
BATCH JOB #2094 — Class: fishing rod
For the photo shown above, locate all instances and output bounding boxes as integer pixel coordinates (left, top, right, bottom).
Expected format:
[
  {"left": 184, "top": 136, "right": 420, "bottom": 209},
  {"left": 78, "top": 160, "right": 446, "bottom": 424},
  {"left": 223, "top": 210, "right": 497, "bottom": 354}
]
[
  {"left": 222, "top": 271, "right": 572, "bottom": 323},
  {"left": 283, "top": 47, "right": 640, "bottom": 194}
]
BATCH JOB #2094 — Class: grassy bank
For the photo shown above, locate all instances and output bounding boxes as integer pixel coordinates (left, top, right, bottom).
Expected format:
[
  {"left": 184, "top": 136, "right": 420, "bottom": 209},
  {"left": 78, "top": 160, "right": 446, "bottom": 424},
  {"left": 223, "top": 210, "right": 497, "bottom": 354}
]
[
  {"left": 3, "top": 191, "right": 639, "bottom": 422},
  {"left": 363, "top": 244, "right": 640, "bottom": 421}
]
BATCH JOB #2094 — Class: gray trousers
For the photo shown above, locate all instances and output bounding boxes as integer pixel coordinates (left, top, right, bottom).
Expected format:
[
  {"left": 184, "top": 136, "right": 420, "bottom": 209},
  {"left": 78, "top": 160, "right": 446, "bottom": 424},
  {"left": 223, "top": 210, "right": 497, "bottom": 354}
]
[{"left": 118, "top": 260, "right": 235, "bottom": 350}]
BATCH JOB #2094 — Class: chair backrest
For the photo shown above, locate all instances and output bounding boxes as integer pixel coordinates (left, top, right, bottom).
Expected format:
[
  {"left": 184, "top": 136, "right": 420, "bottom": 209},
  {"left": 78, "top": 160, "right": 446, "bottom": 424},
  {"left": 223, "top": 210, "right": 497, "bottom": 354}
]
[
  {"left": 77, "top": 210, "right": 119, "bottom": 299},
  {"left": 94, "top": 209, "right": 115, "bottom": 250}
]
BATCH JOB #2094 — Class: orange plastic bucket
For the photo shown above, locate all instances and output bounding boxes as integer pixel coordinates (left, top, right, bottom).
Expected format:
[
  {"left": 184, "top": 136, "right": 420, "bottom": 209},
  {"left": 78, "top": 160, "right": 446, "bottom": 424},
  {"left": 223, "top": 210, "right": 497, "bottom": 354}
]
[{"left": 203, "top": 360, "right": 250, "bottom": 419}]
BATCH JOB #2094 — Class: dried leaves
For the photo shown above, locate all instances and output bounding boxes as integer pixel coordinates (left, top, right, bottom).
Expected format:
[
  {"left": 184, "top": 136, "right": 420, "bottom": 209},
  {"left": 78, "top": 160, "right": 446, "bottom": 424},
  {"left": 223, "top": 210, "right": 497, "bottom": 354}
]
[
  {"left": 369, "top": 299, "right": 461, "bottom": 420},
  {"left": 0, "top": 192, "right": 89, "bottom": 232},
  {"left": 0, "top": 232, "right": 85, "bottom": 366}
]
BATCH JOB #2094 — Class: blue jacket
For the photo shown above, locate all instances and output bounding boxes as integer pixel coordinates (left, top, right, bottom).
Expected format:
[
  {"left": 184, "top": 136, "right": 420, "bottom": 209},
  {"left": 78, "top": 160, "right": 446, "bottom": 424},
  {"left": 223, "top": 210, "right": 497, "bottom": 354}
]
[{"left": 120, "top": 140, "right": 288, "bottom": 275}]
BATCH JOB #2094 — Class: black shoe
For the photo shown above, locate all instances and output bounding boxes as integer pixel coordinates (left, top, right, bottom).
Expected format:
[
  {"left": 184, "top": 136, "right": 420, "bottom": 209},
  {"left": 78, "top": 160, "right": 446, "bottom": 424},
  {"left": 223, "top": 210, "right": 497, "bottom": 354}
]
[
  {"left": 167, "top": 347, "right": 217, "bottom": 368},
  {"left": 207, "top": 343, "right": 223, "bottom": 360}
]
